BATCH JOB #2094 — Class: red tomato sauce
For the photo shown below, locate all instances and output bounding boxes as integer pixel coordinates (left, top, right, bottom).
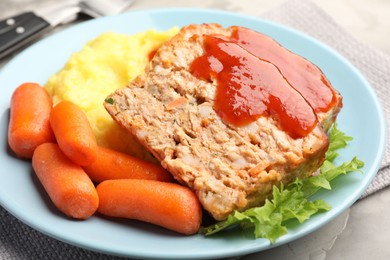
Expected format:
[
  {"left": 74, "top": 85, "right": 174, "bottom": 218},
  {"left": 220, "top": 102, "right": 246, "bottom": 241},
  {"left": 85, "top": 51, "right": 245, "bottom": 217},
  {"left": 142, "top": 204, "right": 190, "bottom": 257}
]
[
  {"left": 190, "top": 27, "right": 336, "bottom": 138},
  {"left": 231, "top": 26, "right": 336, "bottom": 113}
]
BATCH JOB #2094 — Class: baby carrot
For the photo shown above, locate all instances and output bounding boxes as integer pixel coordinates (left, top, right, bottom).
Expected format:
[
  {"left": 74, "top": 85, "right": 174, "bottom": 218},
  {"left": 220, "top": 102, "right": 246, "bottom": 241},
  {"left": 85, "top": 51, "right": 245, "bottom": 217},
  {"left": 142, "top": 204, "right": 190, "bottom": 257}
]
[
  {"left": 96, "top": 179, "right": 202, "bottom": 235},
  {"left": 8, "top": 82, "right": 55, "bottom": 158},
  {"left": 32, "top": 143, "right": 99, "bottom": 219},
  {"left": 83, "top": 146, "right": 172, "bottom": 183},
  {"left": 50, "top": 100, "right": 97, "bottom": 166}
]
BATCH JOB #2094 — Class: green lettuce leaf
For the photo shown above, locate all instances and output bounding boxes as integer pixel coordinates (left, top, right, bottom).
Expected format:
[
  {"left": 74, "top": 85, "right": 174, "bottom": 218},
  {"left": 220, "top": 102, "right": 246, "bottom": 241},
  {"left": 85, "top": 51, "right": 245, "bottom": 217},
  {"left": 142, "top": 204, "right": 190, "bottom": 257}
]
[
  {"left": 201, "top": 124, "right": 364, "bottom": 243},
  {"left": 325, "top": 123, "right": 353, "bottom": 162}
]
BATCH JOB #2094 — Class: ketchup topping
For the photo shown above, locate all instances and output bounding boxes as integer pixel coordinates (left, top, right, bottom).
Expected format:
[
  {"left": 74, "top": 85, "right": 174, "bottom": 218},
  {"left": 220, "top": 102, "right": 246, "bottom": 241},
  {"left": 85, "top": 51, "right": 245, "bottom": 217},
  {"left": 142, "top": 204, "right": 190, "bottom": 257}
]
[
  {"left": 190, "top": 35, "right": 317, "bottom": 138},
  {"left": 231, "top": 26, "right": 336, "bottom": 113}
]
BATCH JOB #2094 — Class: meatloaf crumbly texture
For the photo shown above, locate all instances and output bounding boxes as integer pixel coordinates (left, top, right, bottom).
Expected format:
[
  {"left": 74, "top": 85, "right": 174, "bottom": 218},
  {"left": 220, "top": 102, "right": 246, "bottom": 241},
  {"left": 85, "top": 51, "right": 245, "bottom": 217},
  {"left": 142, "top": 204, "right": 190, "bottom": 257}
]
[{"left": 104, "top": 24, "right": 338, "bottom": 220}]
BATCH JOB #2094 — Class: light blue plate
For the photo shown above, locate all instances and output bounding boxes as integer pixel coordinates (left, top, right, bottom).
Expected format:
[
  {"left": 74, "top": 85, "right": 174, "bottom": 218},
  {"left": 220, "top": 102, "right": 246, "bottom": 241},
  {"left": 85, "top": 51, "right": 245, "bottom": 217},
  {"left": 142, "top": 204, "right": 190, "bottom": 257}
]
[{"left": 0, "top": 8, "right": 386, "bottom": 260}]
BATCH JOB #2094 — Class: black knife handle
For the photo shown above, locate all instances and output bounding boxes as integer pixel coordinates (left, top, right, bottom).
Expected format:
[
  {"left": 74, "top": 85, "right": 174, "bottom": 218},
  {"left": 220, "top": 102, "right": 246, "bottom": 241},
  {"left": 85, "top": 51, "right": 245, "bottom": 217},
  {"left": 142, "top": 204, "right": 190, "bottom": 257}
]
[
  {"left": 0, "top": 12, "right": 50, "bottom": 59},
  {"left": 0, "top": 12, "right": 33, "bottom": 33}
]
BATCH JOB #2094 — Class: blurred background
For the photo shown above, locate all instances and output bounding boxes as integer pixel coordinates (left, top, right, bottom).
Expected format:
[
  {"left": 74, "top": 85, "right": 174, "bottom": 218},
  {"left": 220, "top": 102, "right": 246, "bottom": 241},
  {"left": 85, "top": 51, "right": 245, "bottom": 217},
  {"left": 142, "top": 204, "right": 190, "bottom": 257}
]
[{"left": 1, "top": 0, "right": 389, "bottom": 55}]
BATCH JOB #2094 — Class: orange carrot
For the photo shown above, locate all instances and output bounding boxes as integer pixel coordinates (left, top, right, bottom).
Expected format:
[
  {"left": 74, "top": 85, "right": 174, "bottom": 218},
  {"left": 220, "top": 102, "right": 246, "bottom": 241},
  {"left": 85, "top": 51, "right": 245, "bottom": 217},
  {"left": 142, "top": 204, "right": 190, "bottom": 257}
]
[
  {"left": 8, "top": 82, "right": 55, "bottom": 158},
  {"left": 50, "top": 100, "right": 97, "bottom": 166},
  {"left": 83, "top": 146, "right": 172, "bottom": 183},
  {"left": 32, "top": 143, "right": 99, "bottom": 219},
  {"left": 96, "top": 179, "right": 202, "bottom": 235},
  {"left": 165, "top": 97, "right": 187, "bottom": 111}
]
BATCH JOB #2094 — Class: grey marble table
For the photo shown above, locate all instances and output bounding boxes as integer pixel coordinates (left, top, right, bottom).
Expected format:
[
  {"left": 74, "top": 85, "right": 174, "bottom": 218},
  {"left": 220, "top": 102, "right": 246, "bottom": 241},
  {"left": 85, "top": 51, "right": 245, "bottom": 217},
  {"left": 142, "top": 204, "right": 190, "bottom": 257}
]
[{"left": 1, "top": 0, "right": 389, "bottom": 259}]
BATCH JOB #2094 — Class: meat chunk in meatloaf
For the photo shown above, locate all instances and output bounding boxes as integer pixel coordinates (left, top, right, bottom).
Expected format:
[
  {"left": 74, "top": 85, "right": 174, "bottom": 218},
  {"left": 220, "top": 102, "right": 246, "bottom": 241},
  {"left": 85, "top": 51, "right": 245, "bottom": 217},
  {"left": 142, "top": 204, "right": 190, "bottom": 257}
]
[{"left": 104, "top": 24, "right": 338, "bottom": 221}]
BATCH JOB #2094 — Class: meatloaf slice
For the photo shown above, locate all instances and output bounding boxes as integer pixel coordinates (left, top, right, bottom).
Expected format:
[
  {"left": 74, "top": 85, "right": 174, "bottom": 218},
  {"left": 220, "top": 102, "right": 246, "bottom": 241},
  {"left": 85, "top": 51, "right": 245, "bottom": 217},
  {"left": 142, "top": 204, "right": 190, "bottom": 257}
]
[{"left": 104, "top": 24, "right": 333, "bottom": 220}]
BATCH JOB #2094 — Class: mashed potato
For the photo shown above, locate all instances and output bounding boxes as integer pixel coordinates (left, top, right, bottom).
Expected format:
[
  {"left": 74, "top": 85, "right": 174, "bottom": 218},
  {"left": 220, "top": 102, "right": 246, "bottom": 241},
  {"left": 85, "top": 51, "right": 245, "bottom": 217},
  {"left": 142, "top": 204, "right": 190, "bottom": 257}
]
[{"left": 44, "top": 28, "right": 179, "bottom": 162}]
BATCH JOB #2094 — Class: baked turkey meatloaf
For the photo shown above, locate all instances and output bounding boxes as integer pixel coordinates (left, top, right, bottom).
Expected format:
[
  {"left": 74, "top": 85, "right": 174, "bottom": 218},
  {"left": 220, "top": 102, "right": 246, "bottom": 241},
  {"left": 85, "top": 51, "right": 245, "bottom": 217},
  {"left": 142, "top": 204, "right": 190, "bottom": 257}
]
[{"left": 104, "top": 24, "right": 342, "bottom": 220}]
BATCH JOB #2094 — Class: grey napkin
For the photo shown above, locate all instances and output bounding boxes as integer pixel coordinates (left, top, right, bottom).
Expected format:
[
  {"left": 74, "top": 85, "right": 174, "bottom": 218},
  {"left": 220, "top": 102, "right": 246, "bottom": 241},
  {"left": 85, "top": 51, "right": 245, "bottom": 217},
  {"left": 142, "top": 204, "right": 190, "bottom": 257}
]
[{"left": 1, "top": 0, "right": 389, "bottom": 259}]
